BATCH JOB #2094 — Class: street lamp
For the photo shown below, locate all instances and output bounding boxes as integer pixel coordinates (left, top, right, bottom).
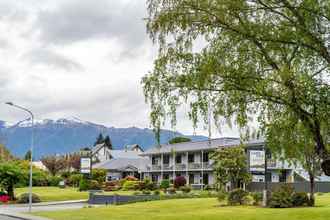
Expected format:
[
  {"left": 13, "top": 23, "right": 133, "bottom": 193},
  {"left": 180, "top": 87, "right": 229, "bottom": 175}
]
[{"left": 5, "top": 102, "right": 34, "bottom": 212}]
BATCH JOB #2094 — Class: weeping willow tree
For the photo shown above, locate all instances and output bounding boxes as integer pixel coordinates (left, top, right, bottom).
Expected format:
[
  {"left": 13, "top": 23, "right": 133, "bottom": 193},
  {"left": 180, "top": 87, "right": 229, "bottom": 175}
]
[{"left": 142, "top": 0, "right": 330, "bottom": 174}]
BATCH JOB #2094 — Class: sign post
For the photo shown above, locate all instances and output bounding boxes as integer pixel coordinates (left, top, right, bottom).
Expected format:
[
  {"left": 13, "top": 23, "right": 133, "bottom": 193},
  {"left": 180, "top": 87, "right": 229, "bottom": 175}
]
[{"left": 80, "top": 157, "right": 92, "bottom": 175}]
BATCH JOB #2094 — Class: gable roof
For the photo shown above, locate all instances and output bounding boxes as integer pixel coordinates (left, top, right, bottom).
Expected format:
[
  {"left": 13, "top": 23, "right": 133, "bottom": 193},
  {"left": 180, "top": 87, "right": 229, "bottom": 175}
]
[
  {"left": 110, "top": 150, "right": 141, "bottom": 159},
  {"left": 141, "top": 137, "right": 265, "bottom": 155}
]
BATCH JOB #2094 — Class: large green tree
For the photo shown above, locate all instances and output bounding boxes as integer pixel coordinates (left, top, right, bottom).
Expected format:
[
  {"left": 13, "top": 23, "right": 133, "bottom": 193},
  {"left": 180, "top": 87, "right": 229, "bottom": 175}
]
[
  {"left": 142, "top": 0, "right": 330, "bottom": 174},
  {"left": 212, "top": 146, "right": 251, "bottom": 190}
]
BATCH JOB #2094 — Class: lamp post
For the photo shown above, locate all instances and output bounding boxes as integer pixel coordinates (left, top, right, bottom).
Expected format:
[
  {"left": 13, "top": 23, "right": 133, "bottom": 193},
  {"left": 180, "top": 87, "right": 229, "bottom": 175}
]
[{"left": 5, "top": 102, "right": 34, "bottom": 212}]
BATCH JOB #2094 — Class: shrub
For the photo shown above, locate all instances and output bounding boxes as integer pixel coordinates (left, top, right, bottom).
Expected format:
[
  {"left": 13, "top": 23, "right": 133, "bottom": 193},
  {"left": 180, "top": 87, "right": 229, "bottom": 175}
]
[
  {"left": 32, "top": 171, "right": 49, "bottom": 186},
  {"left": 79, "top": 178, "right": 90, "bottom": 191},
  {"left": 227, "top": 188, "right": 249, "bottom": 205},
  {"left": 143, "top": 178, "right": 156, "bottom": 190},
  {"left": 0, "top": 195, "right": 9, "bottom": 203},
  {"left": 142, "top": 190, "right": 151, "bottom": 195},
  {"left": 292, "top": 192, "right": 309, "bottom": 207},
  {"left": 174, "top": 176, "right": 186, "bottom": 188},
  {"left": 92, "top": 169, "right": 107, "bottom": 184},
  {"left": 17, "top": 193, "right": 41, "bottom": 204},
  {"left": 104, "top": 180, "right": 121, "bottom": 191},
  {"left": 180, "top": 185, "right": 191, "bottom": 193},
  {"left": 217, "top": 191, "right": 227, "bottom": 203},
  {"left": 89, "top": 180, "right": 101, "bottom": 190},
  {"left": 69, "top": 174, "right": 83, "bottom": 187},
  {"left": 167, "top": 187, "right": 176, "bottom": 194},
  {"left": 153, "top": 189, "right": 161, "bottom": 195},
  {"left": 269, "top": 185, "right": 294, "bottom": 208},
  {"left": 122, "top": 181, "right": 139, "bottom": 191},
  {"left": 251, "top": 192, "right": 263, "bottom": 206},
  {"left": 160, "top": 179, "right": 170, "bottom": 190},
  {"left": 48, "top": 176, "right": 63, "bottom": 187}
]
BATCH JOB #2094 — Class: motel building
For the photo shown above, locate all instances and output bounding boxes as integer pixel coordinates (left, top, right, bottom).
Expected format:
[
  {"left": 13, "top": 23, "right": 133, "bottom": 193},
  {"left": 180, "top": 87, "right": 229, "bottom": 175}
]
[
  {"left": 140, "top": 138, "right": 306, "bottom": 188},
  {"left": 94, "top": 137, "right": 329, "bottom": 189}
]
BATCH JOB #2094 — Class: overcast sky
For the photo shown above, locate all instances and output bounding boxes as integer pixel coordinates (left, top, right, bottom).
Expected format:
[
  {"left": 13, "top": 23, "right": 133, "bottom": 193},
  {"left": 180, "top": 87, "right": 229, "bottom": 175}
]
[{"left": 0, "top": 0, "right": 239, "bottom": 137}]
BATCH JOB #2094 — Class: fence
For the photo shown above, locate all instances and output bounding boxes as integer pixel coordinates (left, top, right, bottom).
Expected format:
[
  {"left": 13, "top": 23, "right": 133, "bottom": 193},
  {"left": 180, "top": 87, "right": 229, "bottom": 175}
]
[{"left": 247, "top": 182, "right": 330, "bottom": 193}]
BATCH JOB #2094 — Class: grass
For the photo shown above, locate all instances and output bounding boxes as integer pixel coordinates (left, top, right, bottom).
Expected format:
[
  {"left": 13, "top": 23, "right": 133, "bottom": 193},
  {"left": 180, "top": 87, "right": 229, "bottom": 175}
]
[
  {"left": 34, "top": 194, "right": 330, "bottom": 220},
  {"left": 15, "top": 187, "right": 140, "bottom": 202},
  {"left": 15, "top": 187, "right": 89, "bottom": 202}
]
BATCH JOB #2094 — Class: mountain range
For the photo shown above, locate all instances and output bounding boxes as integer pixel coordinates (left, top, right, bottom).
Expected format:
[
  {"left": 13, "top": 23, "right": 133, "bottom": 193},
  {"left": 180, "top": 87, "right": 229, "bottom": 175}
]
[{"left": 0, "top": 117, "right": 207, "bottom": 159}]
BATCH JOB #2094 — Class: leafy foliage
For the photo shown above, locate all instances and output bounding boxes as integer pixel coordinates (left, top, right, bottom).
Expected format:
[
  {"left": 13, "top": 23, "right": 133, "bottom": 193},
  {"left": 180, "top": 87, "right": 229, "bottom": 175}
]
[
  {"left": 17, "top": 193, "right": 41, "bottom": 204},
  {"left": 212, "top": 146, "right": 251, "bottom": 190},
  {"left": 142, "top": 0, "right": 330, "bottom": 174},
  {"left": 227, "top": 189, "right": 249, "bottom": 205},
  {"left": 269, "top": 185, "right": 294, "bottom": 208},
  {"left": 174, "top": 176, "right": 186, "bottom": 188},
  {"left": 160, "top": 179, "right": 170, "bottom": 189},
  {"left": 0, "top": 162, "right": 24, "bottom": 200}
]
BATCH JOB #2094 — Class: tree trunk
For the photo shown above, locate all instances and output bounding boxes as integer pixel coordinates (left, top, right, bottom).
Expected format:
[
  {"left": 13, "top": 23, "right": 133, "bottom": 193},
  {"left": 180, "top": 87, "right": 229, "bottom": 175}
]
[
  {"left": 6, "top": 184, "right": 14, "bottom": 201},
  {"left": 309, "top": 173, "right": 315, "bottom": 206}
]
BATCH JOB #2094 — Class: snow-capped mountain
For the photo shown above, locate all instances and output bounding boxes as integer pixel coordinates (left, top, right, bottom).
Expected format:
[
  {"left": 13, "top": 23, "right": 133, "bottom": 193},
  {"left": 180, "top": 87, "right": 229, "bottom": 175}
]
[{"left": 0, "top": 117, "right": 207, "bottom": 159}]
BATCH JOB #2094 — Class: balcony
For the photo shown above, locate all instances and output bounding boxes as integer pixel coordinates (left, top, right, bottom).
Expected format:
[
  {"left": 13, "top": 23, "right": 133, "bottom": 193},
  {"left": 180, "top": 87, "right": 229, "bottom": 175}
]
[
  {"left": 188, "top": 163, "right": 202, "bottom": 170},
  {"left": 151, "top": 165, "right": 161, "bottom": 171},
  {"left": 162, "top": 164, "right": 172, "bottom": 171},
  {"left": 202, "top": 162, "right": 213, "bottom": 169},
  {"left": 175, "top": 164, "right": 186, "bottom": 170}
]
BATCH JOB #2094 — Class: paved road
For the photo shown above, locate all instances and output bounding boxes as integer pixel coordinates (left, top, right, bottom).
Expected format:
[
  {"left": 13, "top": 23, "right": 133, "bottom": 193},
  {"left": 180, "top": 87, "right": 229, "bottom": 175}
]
[
  {"left": 0, "top": 215, "right": 20, "bottom": 220},
  {"left": 0, "top": 202, "right": 87, "bottom": 213}
]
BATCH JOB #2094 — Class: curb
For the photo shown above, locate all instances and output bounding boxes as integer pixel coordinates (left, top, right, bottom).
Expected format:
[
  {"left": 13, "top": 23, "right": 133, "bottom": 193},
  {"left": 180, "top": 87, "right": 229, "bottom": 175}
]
[
  {"left": 1, "top": 200, "right": 87, "bottom": 208},
  {"left": 0, "top": 213, "right": 51, "bottom": 220}
]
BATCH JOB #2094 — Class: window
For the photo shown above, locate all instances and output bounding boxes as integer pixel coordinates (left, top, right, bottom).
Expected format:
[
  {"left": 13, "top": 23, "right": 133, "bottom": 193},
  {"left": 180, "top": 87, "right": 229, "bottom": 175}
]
[
  {"left": 188, "top": 153, "right": 195, "bottom": 163},
  {"left": 152, "top": 174, "right": 158, "bottom": 182},
  {"left": 152, "top": 156, "right": 159, "bottom": 165},
  {"left": 163, "top": 155, "right": 170, "bottom": 164},
  {"left": 175, "top": 154, "right": 182, "bottom": 164},
  {"left": 203, "top": 152, "right": 209, "bottom": 162}
]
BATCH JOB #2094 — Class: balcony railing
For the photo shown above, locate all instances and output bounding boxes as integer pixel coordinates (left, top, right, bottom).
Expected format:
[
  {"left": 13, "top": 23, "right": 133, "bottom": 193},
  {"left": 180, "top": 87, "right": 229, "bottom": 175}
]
[
  {"left": 202, "top": 162, "right": 213, "bottom": 169},
  {"left": 175, "top": 164, "right": 186, "bottom": 170},
  {"left": 151, "top": 165, "right": 161, "bottom": 171},
  {"left": 162, "top": 164, "right": 172, "bottom": 171},
  {"left": 188, "top": 163, "right": 202, "bottom": 170}
]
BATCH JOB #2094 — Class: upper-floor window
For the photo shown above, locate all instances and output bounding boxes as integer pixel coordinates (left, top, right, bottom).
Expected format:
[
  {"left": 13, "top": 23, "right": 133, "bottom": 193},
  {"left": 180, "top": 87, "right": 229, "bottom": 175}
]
[
  {"left": 175, "top": 154, "right": 182, "bottom": 164},
  {"left": 203, "top": 152, "right": 209, "bottom": 162},
  {"left": 188, "top": 153, "right": 194, "bottom": 163},
  {"left": 152, "top": 156, "right": 159, "bottom": 165},
  {"left": 163, "top": 155, "right": 170, "bottom": 164}
]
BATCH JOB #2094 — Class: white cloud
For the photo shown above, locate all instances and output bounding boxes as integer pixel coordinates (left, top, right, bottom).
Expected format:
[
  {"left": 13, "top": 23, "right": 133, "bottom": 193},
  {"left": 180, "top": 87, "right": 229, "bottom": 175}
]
[{"left": 0, "top": 0, "right": 238, "bottom": 138}]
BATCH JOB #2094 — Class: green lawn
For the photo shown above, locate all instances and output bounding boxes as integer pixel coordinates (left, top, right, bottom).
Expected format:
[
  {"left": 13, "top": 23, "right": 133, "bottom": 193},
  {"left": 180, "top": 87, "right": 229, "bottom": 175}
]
[
  {"left": 15, "top": 187, "right": 88, "bottom": 202},
  {"left": 15, "top": 187, "right": 139, "bottom": 202},
  {"left": 35, "top": 194, "right": 330, "bottom": 220}
]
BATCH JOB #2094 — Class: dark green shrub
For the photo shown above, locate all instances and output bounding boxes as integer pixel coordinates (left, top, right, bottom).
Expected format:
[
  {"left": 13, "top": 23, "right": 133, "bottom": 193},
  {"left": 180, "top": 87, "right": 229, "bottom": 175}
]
[
  {"left": 227, "top": 188, "right": 249, "bottom": 205},
  {"left": 160, "top": 179, "right": 170, "bottom": 190},
  {"left": 174, "top": 176, "right": 186, "bottom": 188},
  {"left": 48, "top": 176, "right": 63, "bottom": 187},
  {"left": 180, "top": 185, "right": 191, "bottom": 193},
  {"left": 79, "top": 178, "right": 90, "bottom": 191},
  {"left": 269, "top": 185, "right": 294, "bottom": 208},
  {"left": 32, "top": 171, "right": 49, "bottom": 186},
  {"left": 153, "top": 189, "right": 161, "bottom": 195},
  {"left": 251, "top": 192, "right": 263, "bottom": 206},
  {"left": 143, "top": 178, "right": 156, "bottom": 190},
  {"left": 292, "top": 192, "right": 309, "bottom": 207},
  {"left": 217, "top": 191, "right": 227, "bottom": 203},
  {"left": 17, "top": 193, "right": 41, "bottom": 204}
]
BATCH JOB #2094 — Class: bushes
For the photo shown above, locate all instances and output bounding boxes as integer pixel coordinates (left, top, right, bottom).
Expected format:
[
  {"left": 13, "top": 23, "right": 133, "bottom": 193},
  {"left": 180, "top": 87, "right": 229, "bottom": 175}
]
[
  {"left": 292, "top": 192, "right": 309, "bottom": 207},
  {"left": 167, "top": 187, "right": 176, "bottom": 194},
  {"left": 174, "top": 176, "right": 186, "bottom": 188},
  {"left": 48, "top": 176, "right": 63, "bottom": 187},
  {"left": 92, "top": 169, "right": 107, "bottom": 184},
  {"left": 269, "top": 185, "right": 294, "bottom": 208},
  {"left": 251, "top": 192, "right": 263, "bottom": 206},
  {"left": 227, "top": 189, "right": 249, "bottom": 205},
  {"left": 160, "top": 179, "right": 170, "bottom": 190},
  {"left": 122, "top": 181, "right": 139, "bottom": 191},
  {"left": 104, "top": 180, "right": 121, "bottom": 191},
  {"left": 17, "top": 193, "right": 41, "bottom": 204},
  {"left": 69, "top": 174, "right": 83, "bottom": 187},
  {"left": 79, "top": 178, "right": 90, "bottom": 191},
  {"left": 180, "top": 185, "right": 191, "bottom": 193}
]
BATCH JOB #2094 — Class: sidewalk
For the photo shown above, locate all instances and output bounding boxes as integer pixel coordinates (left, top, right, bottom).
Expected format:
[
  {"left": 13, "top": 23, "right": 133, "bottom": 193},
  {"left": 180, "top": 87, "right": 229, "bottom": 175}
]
[{"left": 0, "top": 213, "right": 51, "bottom": 220}]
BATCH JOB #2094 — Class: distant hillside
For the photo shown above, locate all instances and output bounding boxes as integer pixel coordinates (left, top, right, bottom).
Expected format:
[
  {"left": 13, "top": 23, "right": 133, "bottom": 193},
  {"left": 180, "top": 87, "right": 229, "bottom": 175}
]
[{"left": 0, "top": 117, "right": 207, "bottom": 159}]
